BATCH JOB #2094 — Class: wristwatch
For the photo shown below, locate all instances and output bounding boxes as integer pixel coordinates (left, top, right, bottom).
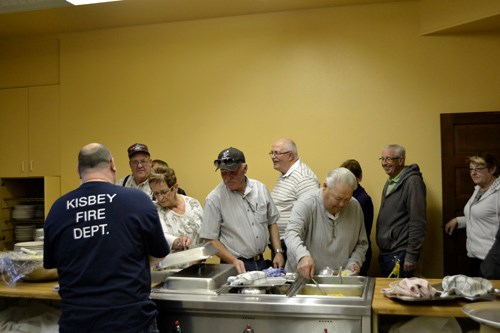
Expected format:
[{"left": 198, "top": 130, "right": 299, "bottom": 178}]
[{"left": 275, "top": 248, "right": 284, "bottom": 254}]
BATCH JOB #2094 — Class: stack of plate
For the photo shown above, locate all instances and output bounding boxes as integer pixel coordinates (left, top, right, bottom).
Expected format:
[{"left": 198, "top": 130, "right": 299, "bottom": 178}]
[
  {"left": 15, "top": 225, "right": 35, "bottom": 242},
  {"left": 33, "top": 205, "right": 44, "bottom": 219},
  {"left": 12, "top": 204, "right": 36, "bottom": 220},
  {"left": 34, "top": 228, "right": 44, "bottom": 241},
  {"left": 14, "top": 241, "right": 44, "bottom": 253}
]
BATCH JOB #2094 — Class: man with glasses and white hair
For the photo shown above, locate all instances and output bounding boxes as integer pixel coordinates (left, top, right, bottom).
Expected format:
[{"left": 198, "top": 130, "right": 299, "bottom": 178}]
[
  {"left": 269, "top": 138, "right": 319, "bottom": 263},
  {"left": 376, "top": 144, "right": 427, "bottom": 278},
  {"left": 200, "top": 147, "right": 284, "bottom": 273},
  {"left": 285, "top": 167, "right": 368, "bottom": 279},
  {"left": 117, "top": 143, "right": 153, "bottom": 199}
]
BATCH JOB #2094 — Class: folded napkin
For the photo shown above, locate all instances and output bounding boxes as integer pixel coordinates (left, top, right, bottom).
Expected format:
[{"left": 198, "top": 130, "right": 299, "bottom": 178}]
[
  {"left": 227, "top": 271, "right": 268, "bottom": 286},
  {"left": 441, "top": 274, "right": 492, "bottom": 298},
  {"left": 382, "top": 278, "right": 437, "bottom": 298}
]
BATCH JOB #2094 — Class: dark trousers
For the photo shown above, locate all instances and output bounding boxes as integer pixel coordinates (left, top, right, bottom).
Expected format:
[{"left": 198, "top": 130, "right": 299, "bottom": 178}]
[
  {"left": 144, "top": 317, "right": 159, "bottom": 333},
  {"left": 469, "top": 257, "right": 485, "bottom": 278},
  {"left": 359, "top": 246, "right": 372, "bottom": 276},
  {"left": 222, "top": 255, "right": 270, "bottom": 271},
  {"left": 241, "top": 259, "right": 269, "bottom": 271},
  {"left": 378, "top": 250, "right": 414, "bottom": 278}
]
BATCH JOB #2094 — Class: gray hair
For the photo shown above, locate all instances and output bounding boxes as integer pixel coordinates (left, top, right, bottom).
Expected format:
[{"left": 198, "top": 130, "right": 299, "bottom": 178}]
[
  {"left": 78, "top": 143, "right": 112, "bottom": 176},
  {"left": 385, "top": 144, "right": 406, "bottom": 159},
  {"left": 281, "top": 138, "right": 298, "bottom": 157},
  {"left": 325, "top": 167, "right": 357, "bottom": 191}
]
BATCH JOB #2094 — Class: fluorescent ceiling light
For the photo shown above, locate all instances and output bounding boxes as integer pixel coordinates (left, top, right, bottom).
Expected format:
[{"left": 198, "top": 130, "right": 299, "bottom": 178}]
[{"left": 66, "top": 0, "right": 122, "bottom": 5}]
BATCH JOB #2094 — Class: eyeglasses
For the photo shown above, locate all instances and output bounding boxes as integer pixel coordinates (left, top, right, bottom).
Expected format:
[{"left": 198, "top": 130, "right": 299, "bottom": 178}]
[
  {"left": 214, "top": 158, "right": 243, "bottom": 169},
  {"left": 379, "top": 157, "right": 400, "bottom": 162},
  {"left": 269, "top": 151, "right": 291, "bottom": 157},
  {"left": 470, "top": 167, "right": 488, "bottom": 173},
  {"left": 130, "top": 159, "right": 150, "bottom": 167},
  {"left": 153, "top": 185, "right": 175, "bottom": 199}
]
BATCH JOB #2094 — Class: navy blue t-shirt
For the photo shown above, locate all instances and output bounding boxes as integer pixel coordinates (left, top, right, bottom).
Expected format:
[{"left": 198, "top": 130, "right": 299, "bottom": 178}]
[{"left": 44, "top": 181, "right": 169, "bottom": 333}]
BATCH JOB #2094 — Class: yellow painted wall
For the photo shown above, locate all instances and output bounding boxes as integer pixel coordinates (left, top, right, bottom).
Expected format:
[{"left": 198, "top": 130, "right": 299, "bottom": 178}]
[
  {"left": 2, "top": 1, "right": 500, "bottom": 277},
  {"left": 0, "top": 39, "right": 59, "bottom": 88}
]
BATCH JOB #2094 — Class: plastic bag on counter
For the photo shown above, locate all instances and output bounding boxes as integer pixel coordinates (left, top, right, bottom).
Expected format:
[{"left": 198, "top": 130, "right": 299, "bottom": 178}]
[
  {"left": 0, "top": 300, "right": 60, "bottom": 333},
  {"left": 227, "top": 271, "right": 268, "bottom": 286},
  {"left": 0, "top": 251, "right": 43, "bottom": 287},
  {"left": 441, "top": 274, "right": 493, "bottom": 298},
  {"left": 389, "top": 316, "right": 461, "bottom": 333}
]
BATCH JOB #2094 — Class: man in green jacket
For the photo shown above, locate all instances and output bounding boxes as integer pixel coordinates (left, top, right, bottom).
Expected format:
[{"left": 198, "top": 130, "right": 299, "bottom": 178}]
[{"left": 376, "top": 144, "right": 427, "bottom": 278}]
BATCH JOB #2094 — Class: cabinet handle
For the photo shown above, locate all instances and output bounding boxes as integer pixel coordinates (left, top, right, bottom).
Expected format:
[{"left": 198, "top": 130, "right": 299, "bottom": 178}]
[
  {"left": 21, "top": 161, "right": 25, "bottom": 173},
  {"left": 30, "top": 160, "right": 33, "bottom": 172}
]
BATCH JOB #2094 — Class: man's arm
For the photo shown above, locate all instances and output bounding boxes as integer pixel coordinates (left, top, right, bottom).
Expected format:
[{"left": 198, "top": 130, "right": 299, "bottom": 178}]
[
  {"left": 268, "top": 224, "right": 284, "bottom": 268},
  {"left": 205, "top": 239, "right": 246, "bottom": 274},
  {"left": 149, "top": 256, "right": 165, "bottom": 267},
  {"left": 405, "top": 176, "right": 427, "bottom": 270},
  {"left": 284, "top": 197, "right": 313, "bottom": 276},
  {"left": 347, "top": 211, "right": 368, "bottom": 275}
]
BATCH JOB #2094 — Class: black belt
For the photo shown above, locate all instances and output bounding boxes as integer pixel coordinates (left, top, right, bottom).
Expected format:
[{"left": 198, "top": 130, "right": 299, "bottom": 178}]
[{"left": 238, "top": 254, "right": 264, "bottom": 262}]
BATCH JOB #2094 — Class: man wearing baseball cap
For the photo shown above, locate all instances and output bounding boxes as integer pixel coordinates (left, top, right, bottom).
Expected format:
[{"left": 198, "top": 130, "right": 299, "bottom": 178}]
[
  {"left": 200, "top": 147, "right": 284, "bottom": 273},
  {"left": 116, "top": 143, "right": 153, "bottom": 199}
]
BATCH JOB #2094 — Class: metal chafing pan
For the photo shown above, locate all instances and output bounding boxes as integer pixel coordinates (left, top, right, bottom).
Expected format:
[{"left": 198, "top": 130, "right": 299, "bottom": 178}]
[{"left": 161, "top": 263, "right": 237, "bottom": 295}]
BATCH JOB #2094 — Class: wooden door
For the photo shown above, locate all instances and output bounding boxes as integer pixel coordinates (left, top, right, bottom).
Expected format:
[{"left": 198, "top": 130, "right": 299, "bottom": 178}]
[
  {"left": 29, "top": 85, "right": 60, "bottom": 176},
  {"left": 0, "top": 88, "right": 29, "bottom": 176},
  {"left": 441, "top": 111, "right": 500, "bottom": 276}
]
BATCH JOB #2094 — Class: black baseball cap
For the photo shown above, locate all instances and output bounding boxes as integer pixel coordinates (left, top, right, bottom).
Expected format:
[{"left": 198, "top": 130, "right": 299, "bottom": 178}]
[
  {"left": 127, "top": 143, "right": 150, "bottom": 158},
  {"left": 214, "top": 147, "right": 246, "bottom": 171}
]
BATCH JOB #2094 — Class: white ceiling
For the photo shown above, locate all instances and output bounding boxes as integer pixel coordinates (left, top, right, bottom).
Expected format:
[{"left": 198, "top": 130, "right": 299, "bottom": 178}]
[
  {"left": 0, "top": 0, "right": 404, "bottom": 39},
  {"left": 0, "top": 0, "right": 70, "bottom": 14}
]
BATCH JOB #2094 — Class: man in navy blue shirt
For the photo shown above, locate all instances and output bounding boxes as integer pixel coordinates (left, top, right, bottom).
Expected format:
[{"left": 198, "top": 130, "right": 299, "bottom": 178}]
[{"left": 44, "top": 143, "right": 169, "bottom": 333}]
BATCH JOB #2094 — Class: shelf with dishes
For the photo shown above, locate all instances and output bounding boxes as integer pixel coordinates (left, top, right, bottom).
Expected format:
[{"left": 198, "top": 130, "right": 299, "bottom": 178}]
[
  {"left": 11, "top": 203, "right": 44, "bottom": 219},
  {"left": 0, "top": 177, "right": 60, "bottom": 250},
  {"left": 9, "top": 219, "right": 44, "bottom": 224},
  {"left": 4, "top": 200, "right": 45, "bottom": 242}
]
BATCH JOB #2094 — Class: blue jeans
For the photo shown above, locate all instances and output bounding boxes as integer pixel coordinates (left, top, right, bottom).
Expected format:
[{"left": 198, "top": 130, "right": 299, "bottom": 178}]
[{"left": 378, "top": 251, "right": 414, "bottom": 278}]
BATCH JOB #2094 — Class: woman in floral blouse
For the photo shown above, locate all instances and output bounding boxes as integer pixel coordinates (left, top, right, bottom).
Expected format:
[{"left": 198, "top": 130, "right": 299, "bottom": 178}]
[{"left": 149, "top": 165, "right": 202, "bottom": 252}]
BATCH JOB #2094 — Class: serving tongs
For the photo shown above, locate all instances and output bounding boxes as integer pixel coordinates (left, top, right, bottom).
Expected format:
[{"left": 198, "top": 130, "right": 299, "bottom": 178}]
[
  {"left": 286, "top": 275, "right": 307, "bottom": 297},
  {"left": 311, "top": 277, "right": 327, "bottom": 296}
]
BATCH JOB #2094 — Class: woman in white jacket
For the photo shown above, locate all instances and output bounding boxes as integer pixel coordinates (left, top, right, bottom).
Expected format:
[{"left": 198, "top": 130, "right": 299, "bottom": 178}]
[{"left": 445, "top": 152, "right": 500, "bottom": 277}]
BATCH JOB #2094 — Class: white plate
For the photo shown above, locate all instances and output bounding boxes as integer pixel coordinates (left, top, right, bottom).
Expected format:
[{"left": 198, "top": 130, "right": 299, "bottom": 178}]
[{"left": 463, "top": 302, "right": 500, "bottom": 329}]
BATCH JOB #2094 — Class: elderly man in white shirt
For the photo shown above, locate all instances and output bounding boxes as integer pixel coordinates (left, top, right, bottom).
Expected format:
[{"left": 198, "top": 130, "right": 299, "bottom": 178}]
[{"left": 270, "top": 138, "right": 319, "bottom": 262}]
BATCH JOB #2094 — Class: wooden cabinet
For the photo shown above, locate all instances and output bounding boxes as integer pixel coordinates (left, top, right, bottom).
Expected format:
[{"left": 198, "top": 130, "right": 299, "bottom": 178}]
[
  {"left": 0, "top": 85, "right": 60, "bottom": 177},
  {"left": 0, "top": 88, "right": 29, "bottom": 177},
  {"left": 0, "top": 176, "right": 60, "bottom": 250}
]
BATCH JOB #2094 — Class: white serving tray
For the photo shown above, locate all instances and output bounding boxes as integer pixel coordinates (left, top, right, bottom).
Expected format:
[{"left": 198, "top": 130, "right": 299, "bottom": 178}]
[{"left": 158, "top": 242, "right": 218, "bottom": 268}]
